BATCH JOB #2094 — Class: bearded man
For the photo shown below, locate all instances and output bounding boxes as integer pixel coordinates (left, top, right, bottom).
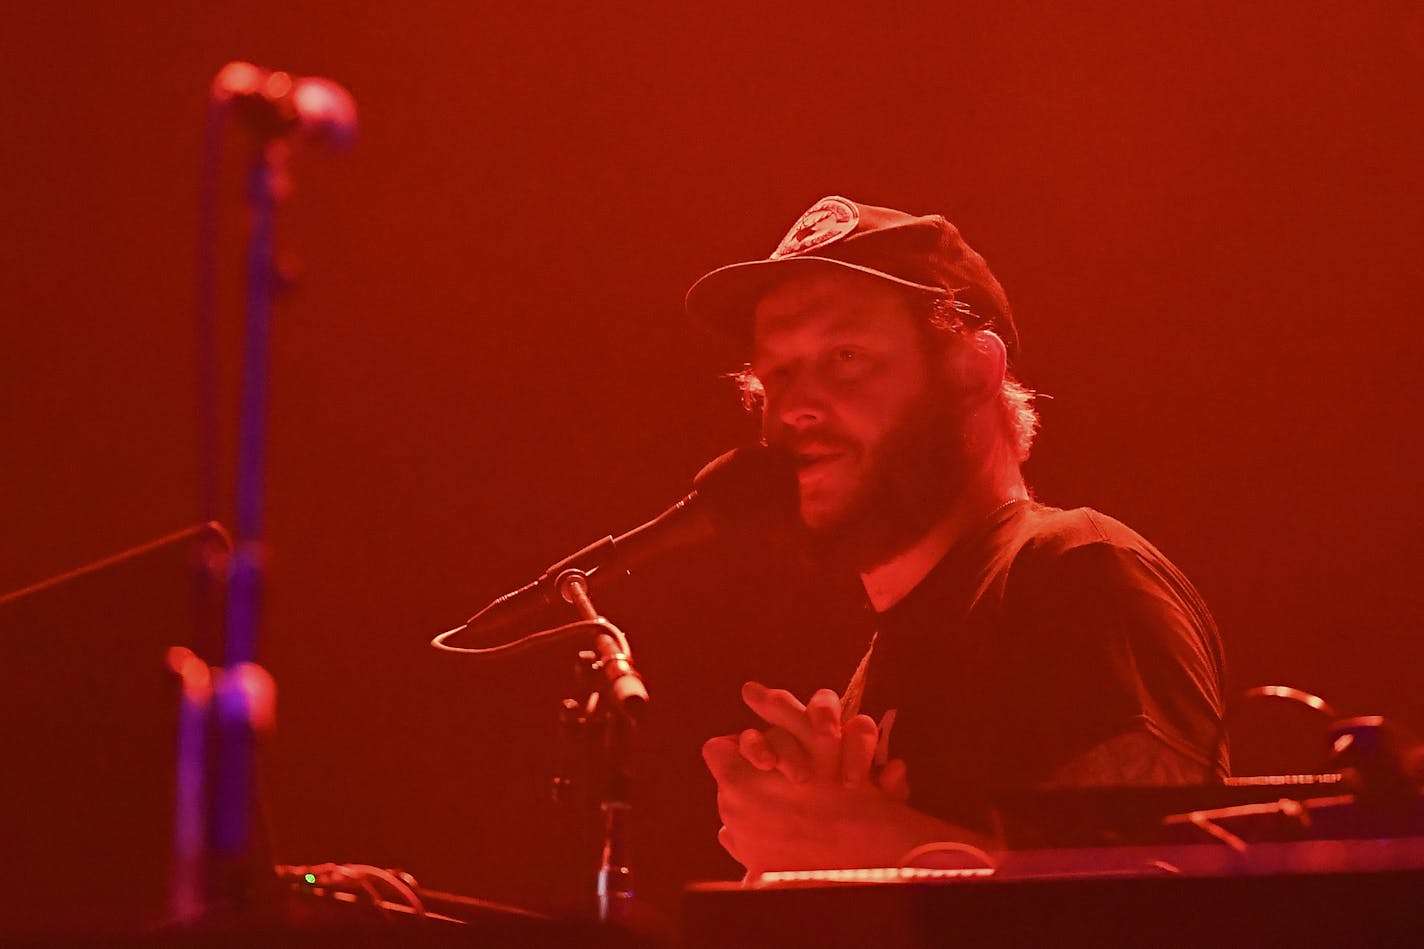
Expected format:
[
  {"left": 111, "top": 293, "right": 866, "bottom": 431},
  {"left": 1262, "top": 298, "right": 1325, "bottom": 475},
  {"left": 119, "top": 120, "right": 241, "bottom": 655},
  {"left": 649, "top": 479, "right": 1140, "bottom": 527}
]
[{"left": 687, "top": 196, "right": 1227, "bottom": 879}]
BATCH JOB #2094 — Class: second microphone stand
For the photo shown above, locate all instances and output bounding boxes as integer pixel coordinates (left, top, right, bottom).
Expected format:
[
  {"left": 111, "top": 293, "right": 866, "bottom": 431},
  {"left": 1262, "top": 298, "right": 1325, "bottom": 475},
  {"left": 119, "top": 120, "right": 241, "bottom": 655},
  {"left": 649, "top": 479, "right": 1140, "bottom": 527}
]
[{"left": 552, "top": 568, "right": 647, "bottom": 926}]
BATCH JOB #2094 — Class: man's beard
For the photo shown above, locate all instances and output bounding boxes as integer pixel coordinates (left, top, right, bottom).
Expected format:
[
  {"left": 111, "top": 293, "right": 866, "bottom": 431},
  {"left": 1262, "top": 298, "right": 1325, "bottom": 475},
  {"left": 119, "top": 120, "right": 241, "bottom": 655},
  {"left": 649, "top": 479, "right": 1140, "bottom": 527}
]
[{"left": 794, "top": 381, "right": 977, "bottom": 572}]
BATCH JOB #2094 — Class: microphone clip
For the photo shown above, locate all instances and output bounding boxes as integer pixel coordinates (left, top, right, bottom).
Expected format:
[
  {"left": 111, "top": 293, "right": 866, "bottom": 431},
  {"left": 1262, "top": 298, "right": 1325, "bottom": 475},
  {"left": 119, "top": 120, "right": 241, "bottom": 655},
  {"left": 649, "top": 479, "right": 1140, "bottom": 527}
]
[{"left": 556, "top": 569, "right": 648, "bottom": 719}]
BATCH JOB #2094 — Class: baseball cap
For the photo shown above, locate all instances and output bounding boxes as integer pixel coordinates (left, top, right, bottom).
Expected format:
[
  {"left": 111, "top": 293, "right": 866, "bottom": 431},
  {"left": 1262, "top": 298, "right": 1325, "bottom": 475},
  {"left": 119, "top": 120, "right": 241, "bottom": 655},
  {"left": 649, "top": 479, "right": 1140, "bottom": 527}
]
[{"left": 684, "top": 195, "right": 1018, "bottom": 360}]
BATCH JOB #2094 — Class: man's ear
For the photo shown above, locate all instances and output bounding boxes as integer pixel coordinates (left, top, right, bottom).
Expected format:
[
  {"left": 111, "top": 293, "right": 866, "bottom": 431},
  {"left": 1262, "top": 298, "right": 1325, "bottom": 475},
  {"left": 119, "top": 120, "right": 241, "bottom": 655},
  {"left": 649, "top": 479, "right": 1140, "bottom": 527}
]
[{"left": 938, "top": 329, "right": 1007, "bottom": 403}]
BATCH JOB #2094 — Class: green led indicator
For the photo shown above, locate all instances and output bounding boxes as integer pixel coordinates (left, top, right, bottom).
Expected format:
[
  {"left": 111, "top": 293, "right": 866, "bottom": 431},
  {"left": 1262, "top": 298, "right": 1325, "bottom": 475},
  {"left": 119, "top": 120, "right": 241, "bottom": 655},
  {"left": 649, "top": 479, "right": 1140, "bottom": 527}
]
[{"left": 304, "top": 873, "right": 317, "bottom": 885}]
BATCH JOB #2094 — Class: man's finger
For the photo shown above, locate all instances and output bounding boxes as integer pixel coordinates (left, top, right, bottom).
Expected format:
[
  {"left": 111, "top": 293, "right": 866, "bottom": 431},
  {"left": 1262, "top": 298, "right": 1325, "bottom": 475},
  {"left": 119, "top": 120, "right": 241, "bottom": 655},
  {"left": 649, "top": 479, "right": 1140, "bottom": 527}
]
[
  {"left": 702, "top": 734, "right": 749, "bottom": 781},
  {"left": 806, "top": 688, "right": 843, "bottom": 739},
  {"left": 761, "top": 726, "right": 813, "bottom": 783},
  {"left": 737, "top": 728, "right": 777, "bottom": 771},
  {"left": 840, "top": 713, "right": 878, "bottom": 786},
  {"left": 741, "top": 681, "right": 816, "bottom": 744}
]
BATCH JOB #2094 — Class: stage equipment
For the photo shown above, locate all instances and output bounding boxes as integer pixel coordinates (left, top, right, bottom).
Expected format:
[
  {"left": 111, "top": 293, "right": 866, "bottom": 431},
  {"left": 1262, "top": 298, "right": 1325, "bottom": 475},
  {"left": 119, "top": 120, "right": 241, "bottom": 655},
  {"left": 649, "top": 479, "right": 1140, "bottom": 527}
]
[
  {"left": 442, "top": 569, "right": 644, "bottom": 925},
  {"left": 195, "top": 60, "right": 356, "bottom": 920},
  {"left": 433, "top": 444, "right": 794, "bottom": 926},
  {"left": 684, "top": 844, "right": 1424, "bottom": 947},
  {"left": 272, "top": 862, "right": 660, "bottom": 946}
]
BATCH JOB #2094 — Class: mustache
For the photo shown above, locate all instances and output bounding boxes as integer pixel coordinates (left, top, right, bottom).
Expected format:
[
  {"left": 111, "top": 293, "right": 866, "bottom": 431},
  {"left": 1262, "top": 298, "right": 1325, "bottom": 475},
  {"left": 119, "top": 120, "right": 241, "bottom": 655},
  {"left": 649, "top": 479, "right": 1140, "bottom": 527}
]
[{"left": 771, "top": 430, "right": 860, "bottom": 460}]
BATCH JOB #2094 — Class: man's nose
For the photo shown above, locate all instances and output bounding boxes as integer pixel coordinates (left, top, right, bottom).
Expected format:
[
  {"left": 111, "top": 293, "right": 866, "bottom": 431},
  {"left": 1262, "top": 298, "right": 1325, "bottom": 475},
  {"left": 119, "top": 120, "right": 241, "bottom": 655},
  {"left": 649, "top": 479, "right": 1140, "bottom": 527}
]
[{"left": 769, "top": 368, "right": 827, "bottom": 433}]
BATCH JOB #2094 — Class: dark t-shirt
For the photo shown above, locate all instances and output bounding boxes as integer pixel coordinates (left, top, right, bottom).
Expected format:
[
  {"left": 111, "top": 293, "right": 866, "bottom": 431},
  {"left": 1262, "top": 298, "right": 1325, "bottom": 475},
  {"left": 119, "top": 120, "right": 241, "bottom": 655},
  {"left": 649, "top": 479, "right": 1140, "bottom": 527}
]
[{"left": 857, "top": 500, "right": 1227, "bottom": 832}]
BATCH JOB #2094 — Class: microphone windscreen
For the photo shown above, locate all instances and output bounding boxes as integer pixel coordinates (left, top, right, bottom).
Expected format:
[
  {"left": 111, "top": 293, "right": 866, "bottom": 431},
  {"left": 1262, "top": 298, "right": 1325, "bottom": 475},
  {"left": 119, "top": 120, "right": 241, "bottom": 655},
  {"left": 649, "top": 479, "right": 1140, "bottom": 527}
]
[{"left": 692, "top": 444, "right": 797, "bottom": 533}]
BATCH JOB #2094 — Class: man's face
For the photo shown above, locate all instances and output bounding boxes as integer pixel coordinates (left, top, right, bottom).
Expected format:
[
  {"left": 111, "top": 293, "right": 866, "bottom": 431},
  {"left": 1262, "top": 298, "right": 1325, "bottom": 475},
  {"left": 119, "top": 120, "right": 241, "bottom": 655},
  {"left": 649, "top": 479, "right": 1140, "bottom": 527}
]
[{"left": 750, "top": 268, "right": 972, "bottom": 563}]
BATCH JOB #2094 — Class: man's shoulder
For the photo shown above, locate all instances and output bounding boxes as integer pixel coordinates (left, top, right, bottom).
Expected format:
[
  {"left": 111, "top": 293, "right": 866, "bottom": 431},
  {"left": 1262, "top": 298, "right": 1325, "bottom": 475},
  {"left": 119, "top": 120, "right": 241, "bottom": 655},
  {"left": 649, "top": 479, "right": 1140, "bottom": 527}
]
[
  {"left": 1012, "top": 502, "right": 1156, "bottom": 560},
  {"left": 1003, "top": 503, "right": 1198, "bottom": 602},
  {"left": 1003, "top": 503, "right": 1213, "bottom": 632}
]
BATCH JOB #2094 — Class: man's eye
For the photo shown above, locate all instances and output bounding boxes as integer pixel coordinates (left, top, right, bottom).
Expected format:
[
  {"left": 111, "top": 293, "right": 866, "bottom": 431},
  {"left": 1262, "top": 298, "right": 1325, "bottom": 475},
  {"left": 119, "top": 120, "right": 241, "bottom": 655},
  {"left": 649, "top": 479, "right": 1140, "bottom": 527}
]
[
  {"left": 757, "top": 367, "right": 788, "bottom": 393},
  {"left": 831, "top": 348, "right": 871, "bottom": 371}
]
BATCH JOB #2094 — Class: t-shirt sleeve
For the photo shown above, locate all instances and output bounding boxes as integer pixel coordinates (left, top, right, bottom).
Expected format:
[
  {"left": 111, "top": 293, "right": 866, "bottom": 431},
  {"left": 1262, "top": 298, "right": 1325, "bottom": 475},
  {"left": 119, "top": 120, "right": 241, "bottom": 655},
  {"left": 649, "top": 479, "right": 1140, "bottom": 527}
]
[{"left": 986, "top": 536, "right": 1227, "bottom": 786}]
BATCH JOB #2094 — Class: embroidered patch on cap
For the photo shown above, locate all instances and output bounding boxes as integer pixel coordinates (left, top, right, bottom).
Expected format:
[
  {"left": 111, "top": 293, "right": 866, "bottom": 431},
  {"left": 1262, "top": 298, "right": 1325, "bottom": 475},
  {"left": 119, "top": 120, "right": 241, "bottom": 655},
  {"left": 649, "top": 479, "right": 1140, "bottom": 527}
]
[{"left": 771, "top": 195, "right": 859, "bottom": 259}]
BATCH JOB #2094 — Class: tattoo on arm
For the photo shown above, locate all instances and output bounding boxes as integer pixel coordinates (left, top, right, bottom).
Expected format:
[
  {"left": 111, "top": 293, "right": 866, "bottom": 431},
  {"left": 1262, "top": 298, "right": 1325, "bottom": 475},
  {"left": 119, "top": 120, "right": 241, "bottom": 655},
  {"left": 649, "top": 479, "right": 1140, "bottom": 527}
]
[{"left": 1048, "top": 729, "right": 1211, "bottom": 786}]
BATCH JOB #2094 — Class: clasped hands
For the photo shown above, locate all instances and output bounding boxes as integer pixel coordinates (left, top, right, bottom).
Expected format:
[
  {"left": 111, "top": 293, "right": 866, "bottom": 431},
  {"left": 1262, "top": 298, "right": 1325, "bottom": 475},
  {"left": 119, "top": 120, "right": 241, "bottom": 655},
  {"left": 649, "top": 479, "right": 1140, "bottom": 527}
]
[{"left": 701, "top": 682, "right": 913, "bottom": 880}]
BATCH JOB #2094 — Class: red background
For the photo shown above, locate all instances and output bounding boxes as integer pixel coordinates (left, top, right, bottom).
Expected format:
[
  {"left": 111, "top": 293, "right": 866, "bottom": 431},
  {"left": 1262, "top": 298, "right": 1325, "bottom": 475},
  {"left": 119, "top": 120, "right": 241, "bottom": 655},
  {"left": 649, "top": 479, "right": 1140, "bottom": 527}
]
[{"left": 3, "top": 0, "right": 1422, "bottom": 926}]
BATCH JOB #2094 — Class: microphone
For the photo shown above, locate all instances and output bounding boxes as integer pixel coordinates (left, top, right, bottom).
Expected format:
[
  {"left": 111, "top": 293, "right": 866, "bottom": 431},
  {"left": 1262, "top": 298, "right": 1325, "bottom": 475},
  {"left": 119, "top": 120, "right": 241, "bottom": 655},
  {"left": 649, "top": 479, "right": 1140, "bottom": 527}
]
[
  {"left": 462, "top": 445, "right": 796, "bottom": 642},
  {"left": 211, "top": 61, "right": 358, "bottom": 149}
]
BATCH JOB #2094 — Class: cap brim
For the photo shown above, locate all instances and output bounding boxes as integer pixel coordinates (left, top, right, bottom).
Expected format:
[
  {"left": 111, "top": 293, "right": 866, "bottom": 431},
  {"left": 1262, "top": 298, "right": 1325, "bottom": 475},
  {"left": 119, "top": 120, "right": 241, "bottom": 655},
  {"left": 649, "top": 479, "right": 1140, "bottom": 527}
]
[{"left": 684, "top": 256, "right": 947, "bottom": 352}]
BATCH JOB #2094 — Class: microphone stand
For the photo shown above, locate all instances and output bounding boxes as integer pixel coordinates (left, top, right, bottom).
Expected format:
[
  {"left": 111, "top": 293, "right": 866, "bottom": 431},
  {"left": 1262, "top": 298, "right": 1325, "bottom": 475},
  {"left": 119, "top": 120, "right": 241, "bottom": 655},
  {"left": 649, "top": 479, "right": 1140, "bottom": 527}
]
[
  {"left": 187, "top": 63, "right": 354, "bottom": 924},
  {"left": 553, "top": 568, "right": 647, "bottom": 926},
  {"left": 208, "top": 136, "right": 291, "bottom": 916}
]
